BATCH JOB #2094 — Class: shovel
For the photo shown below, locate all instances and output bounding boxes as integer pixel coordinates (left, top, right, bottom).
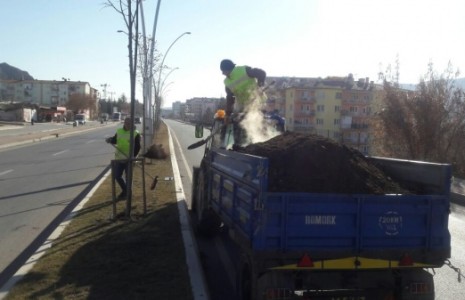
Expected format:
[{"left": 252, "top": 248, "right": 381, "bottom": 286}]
[
  {"left": 187, "top": 81, "right": 275, "bottom": 150},
  {"left": 187, "top": 126, "right": 221, "bottom": 150}
]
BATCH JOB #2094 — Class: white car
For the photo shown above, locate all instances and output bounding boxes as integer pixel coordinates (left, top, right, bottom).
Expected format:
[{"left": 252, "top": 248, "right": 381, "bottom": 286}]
[{"left": 74, "top": 114, "right": 86, "bottom": 125}]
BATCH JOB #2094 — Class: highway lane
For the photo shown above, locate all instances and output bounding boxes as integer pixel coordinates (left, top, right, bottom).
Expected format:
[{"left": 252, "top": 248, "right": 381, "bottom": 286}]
[
  {"left": 0, "top": 124, "right": 117, "bottom": 288},
  {"left": 165, "top": 119, "right": 239, "bottom": 300},
  {"left": 165, "top": 118, "right": 465, "bottom": 300}
]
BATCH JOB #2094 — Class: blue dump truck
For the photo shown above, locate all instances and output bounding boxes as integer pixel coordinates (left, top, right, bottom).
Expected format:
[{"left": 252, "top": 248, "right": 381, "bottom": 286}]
[{"left": 190, "top": 122, "right": 451, "bottom": 300}]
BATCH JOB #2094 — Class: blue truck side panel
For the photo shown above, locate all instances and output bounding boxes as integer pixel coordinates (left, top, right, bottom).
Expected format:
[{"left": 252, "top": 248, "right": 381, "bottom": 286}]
[{"left": 208, "top": 149, "right": 451, "bottom": 261}]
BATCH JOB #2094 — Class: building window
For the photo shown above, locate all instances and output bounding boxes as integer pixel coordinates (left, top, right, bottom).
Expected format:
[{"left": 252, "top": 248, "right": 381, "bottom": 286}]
[
  {"left": 316, "top": 118, "right": 324, "bottom": 125},
  {"left": 302, "top": 91, "right": 309, "bottom": 100},
  {"left": 336, "top": 92, "right": 342, "bottom": 99},
  {"left": 317, "top": 104, "right": 325, "bottom": 112},
  {"left": 335, "top": 105, "right": 340, "bottom": 112},
  {"left": 334, "top": 119, "right": 340, "bottom": 125},
  {"left": 350, "top": 106, "right": 358, "bottom": 113}
]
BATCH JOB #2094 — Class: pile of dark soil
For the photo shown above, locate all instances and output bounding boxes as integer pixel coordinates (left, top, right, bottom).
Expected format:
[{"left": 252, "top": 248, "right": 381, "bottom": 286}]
[
  {"left": 239, "top": 132, "right": 409, "bottom": 194},
  {"left": 144, "top": 143, "right": 169, "bottom": 159}
]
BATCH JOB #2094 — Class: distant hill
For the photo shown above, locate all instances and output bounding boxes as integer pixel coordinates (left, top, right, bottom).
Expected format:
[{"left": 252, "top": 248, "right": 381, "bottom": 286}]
[{"left": 0, "top": 63, "right": 34, "bottom": 80}]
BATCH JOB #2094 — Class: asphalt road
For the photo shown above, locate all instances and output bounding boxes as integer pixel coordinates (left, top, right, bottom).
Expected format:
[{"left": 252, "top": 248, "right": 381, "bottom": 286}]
[
  {"left": 166, "top": 119, "right": 239, "bottom": 300},
  {"left": 0, "top": 122, "right": 118, "bottom": 289}
]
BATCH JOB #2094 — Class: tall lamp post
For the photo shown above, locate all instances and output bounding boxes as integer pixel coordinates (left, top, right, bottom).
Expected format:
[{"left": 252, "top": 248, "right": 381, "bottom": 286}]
[{"left": 153, "top": 32, "right": 191, "bottom": 127}]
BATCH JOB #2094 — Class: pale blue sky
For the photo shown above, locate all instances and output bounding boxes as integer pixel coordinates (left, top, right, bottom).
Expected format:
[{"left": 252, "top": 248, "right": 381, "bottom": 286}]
[{"left": 2, "top": 0, "right": 464, "bottom": 108}]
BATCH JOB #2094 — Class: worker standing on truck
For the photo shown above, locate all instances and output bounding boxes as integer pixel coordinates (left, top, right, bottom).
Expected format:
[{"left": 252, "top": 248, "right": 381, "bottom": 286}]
[
  {"left": 220, "top": 59, "right": 267, "bottom": 147},
  {"left": 105, "top": 117, "right": 141, "bottom": 200}
]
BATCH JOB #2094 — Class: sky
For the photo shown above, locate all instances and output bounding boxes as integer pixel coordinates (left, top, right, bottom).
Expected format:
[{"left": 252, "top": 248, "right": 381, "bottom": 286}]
[{"left": 2, "top": 0, "right": 465, "bottom": 108}]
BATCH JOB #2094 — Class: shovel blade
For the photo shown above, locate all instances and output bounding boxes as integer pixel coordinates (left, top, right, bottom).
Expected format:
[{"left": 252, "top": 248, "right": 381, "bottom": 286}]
[{"left": 187, "top": 139, "right": 207, "bottom": 150}]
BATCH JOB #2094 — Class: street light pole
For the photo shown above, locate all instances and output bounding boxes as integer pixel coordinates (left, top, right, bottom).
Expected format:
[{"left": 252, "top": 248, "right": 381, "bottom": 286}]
[
  {"left": 156, "top": 32, "right": 191, "bottom": 97},
  {"left": 154, "top": 31, "right": 191, "bottom": 127},
  {"left": 160, "top": 67, "right": 179, "bottom": 94},
  {"left": 143, "top": 0, "right": 162, "bottom": 153}
]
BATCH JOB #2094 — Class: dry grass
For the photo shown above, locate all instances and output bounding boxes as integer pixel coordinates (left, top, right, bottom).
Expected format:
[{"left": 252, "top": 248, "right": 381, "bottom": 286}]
[{"left": 5, "top": 122, "right": 194, "bottom": 300}]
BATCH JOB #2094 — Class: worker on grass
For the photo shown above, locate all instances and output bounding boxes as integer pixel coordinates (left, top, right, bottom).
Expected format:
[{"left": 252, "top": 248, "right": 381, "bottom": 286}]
[
  {"left": 106, "top": 117, "right": 141, "bottom": 200},
  {"left": 220, "top": 59, "right": 267, "bottom": 148}
]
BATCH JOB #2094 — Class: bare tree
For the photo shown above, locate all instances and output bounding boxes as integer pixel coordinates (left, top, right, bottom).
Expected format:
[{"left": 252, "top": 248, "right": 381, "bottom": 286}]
[
  {"left": 373, "top": 62, "right": 465, "bottom": 176},
  {"left": 105, "top": 0, "right": 141, "bottom": 216},
  {"left": 66, "top": 94, "right": 96, "bottom": 117}
]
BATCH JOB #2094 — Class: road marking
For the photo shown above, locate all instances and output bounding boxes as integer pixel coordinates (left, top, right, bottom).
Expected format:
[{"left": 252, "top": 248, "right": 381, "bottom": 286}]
[
  {"left": 169, "top": 123, "right": 236, "bottom": 294},
  {"left": 170, "top": 130, "right": 193, "bottom": 181},
  {"left": 0, "top": 169, "right": 13, "bottom": 176},
  {"left": 52, "top": 149, "right": 69, "bottom": 156},
  {"left": 167, "top": 126, "right": 209, "bottom": 300},
  {"left": 86, "top": 140, "right": 95, "bottom": 144}
]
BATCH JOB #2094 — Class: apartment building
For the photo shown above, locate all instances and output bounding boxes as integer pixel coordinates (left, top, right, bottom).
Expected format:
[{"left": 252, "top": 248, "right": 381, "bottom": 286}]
[
  {"left": 0, "top": 79, "right": 95, "bottom": 106},
  {"left": 0, "top": 79, "right": 99, "bottom": 121},
  {"left": 185, "top": 97, "right": 224, "bottom": 123},
  {"left": 269, "top": 74, "right": 383, "bottom": 155}
]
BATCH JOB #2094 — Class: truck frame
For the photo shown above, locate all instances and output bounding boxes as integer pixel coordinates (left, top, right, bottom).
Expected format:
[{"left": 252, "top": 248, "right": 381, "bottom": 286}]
[{"left": 191, "top": 123, "right": 451, "bottom": 300}]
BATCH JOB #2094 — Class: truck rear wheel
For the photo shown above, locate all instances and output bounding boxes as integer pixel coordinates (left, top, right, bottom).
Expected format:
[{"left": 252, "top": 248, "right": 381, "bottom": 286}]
[
  {"left": 239, "top": 265, "right": 252, "bottom": 300},
  {"left": 195, "top": 168, "right": 222, "bottom": 237},
  {"left": 194, "top": 168, "right": 207, "bottom": 222}
]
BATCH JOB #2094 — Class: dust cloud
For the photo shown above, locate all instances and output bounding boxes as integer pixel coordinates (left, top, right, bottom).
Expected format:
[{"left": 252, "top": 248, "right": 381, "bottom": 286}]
[{"left": 239, "top": 89, "right": 281, "bottom": 146}]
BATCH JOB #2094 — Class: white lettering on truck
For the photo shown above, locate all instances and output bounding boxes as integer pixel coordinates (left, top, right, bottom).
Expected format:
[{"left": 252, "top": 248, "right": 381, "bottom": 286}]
[
  {"left": 378, "top": 211, "right": 403, "bottom": 235},
  {"left": 305, "top": 215, "right": 336, "bottom": 225}
]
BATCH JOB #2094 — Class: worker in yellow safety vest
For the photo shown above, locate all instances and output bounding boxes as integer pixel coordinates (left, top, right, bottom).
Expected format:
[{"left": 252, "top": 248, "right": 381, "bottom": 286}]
[
  {"left": 220, "top": 59, "right": 267, "bottom": 147},
  {"left": 106, "top": 117, "right": 141, "bottom": 200}
]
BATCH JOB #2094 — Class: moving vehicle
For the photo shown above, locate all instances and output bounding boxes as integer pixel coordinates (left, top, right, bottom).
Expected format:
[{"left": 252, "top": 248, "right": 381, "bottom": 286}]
[
  {"left": 112, "top": 112, "right": 122, "bottom": 122},
  {"left": 74, "top": 114, "right": 86, "bottom": 125},
  {"left": 190, "top": 120, "right": 452, "bottom": 300}
]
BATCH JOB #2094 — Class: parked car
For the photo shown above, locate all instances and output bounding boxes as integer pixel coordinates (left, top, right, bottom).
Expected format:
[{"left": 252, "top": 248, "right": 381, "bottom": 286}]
[{"left": 134, "top": 117, "right": 142, "bottom": 124}]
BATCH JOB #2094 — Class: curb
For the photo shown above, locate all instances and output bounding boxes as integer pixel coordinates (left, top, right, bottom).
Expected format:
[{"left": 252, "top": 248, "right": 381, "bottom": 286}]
[{"left": 167, "top": 127, "right": 210, "bottom": 300}]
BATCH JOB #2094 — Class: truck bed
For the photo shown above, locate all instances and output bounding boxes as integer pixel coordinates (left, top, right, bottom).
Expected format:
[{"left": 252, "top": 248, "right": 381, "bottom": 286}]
[{"left": 207, "top": 149, "right": 451, "bottom": 266}]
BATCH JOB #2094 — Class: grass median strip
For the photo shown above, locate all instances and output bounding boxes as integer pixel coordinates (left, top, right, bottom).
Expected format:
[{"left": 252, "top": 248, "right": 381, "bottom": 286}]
[{"left": 5, "top": 122, "right": 194, "bottom": 300}]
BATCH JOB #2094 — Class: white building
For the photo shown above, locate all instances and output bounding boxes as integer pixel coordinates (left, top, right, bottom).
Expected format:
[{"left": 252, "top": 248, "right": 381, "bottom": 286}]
[{"left": 0, "top": 79, "right": 97, "bottom": 106}]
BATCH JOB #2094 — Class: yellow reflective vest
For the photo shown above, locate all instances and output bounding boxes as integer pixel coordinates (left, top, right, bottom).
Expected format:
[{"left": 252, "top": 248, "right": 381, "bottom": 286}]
[
  {"left": 224, "top": 66, "right": 258, "bottom": 107},
  {"left": 115, "top": 128, "right": 139, "bottom": 160}
]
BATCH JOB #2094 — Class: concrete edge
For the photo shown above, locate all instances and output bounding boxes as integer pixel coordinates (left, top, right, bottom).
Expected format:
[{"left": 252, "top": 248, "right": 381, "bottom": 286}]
[
  {"left": 167, "top": 126, "right": 210, "bottom": 300},
  {"left": 0, "top": 170, "right": 111, "bottom": 299}
]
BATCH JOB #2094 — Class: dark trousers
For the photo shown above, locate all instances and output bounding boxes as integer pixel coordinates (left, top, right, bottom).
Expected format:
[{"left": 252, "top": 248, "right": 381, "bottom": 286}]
[{"left": 113, "top": 160, "right": 128, "bottom": 194}]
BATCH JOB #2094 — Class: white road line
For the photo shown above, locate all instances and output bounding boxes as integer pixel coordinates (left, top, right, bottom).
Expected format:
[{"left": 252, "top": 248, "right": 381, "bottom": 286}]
[
  {"left": 170, "top": 129, "right": 193, "bottom": 181},
  {"left": 167, "top": 126, "right": 209, "bottom": 300},
  {"left": 169, "top": 124, "right": 236, "bottom": 294},
  {"left": 85, "top": 140, "right": 95, "bottom": 144},
  {"left": 52, "top": 149, "right": 69, "bottom": 156},
  {"left": 0, "top": 169, "right": 13, "bottom": 176}
]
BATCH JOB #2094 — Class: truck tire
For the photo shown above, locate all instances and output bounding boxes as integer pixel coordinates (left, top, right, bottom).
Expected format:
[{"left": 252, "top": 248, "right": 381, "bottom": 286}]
[
  {"left": 239, "top": 265, "right": 252, "bottom": 300},
  {"left": 195, "top": 168, "right": 222, "bottom": 237},
  {"left": 237, "top": 253, "right": 256, "bottom": 300}
]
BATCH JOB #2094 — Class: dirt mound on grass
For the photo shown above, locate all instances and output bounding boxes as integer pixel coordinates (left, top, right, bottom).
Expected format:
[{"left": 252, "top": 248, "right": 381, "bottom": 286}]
[
  {"left": 239, "top": 132, "right": 409, "bottom": 194},
  {"left": 144, "top": 143, "right": 169, "bottom": 159}
]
